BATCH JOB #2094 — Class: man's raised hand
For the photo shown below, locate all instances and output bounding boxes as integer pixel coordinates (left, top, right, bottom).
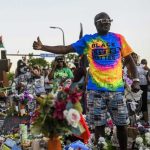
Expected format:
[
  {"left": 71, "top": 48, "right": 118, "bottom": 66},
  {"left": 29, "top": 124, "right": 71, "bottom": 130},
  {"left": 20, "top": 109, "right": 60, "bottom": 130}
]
[{"left": 33, "top": 37, "right": 43, "bottom": 50}]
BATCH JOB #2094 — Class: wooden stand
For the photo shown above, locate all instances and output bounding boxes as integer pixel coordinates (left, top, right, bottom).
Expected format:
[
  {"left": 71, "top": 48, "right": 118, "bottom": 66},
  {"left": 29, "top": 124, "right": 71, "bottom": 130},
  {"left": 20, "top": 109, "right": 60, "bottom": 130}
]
[{"left": 0, "top": 59, "right": 11, "bottom": 87}]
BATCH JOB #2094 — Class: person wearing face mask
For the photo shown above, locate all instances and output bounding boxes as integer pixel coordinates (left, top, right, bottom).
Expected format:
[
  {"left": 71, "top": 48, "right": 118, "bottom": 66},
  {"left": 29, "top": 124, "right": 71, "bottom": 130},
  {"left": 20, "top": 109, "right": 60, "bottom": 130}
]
[
  {"left": 33, "top": 12, "right": 140, "bottom": 150},
  {"left": 15, "top": 60, "right": 27, "bottom": 77},
  {"left": 13, "top": 60, "right": 29, "bottom": 94}
]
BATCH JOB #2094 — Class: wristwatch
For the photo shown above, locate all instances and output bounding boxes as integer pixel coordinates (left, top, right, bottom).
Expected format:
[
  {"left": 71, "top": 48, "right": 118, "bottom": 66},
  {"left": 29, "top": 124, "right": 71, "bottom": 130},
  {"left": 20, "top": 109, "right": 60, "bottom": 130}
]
[{"left": 133, "top": 78, "right": 140, "bottom": 82}]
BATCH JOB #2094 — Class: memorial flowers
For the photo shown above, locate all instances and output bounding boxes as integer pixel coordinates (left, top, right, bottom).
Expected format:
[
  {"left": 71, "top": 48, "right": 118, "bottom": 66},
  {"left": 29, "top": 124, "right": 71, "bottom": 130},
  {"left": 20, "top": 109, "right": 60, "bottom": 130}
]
[{"left": 31, "top": 80, "right": 90, "bottom": 141}]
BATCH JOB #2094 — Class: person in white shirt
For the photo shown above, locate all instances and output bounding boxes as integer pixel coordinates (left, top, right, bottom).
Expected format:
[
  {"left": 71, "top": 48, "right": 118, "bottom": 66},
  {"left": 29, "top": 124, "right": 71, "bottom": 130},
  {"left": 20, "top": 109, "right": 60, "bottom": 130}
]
[
  {"left": 31, "top": 65, "right": 45, "bottom": 96},
  {"left": 43, "top": 68, "right": 53, "bottom": 93},
  {"left": 132, "top": 53, "right": 149, "bottom": 123}
]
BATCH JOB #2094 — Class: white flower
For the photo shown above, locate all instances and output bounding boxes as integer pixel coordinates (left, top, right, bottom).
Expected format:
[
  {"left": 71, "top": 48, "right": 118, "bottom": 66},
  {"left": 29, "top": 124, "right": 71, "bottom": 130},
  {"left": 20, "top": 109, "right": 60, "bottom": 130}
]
[
  {"left": 145, "top": 137, "right": 150, "bottom": 145},
  {"left": 144, "top": 132, "right": 150, "bottom": 146},
  {"left": 145, "top": 132, "right": 150, "bottom": 138},
  {"left": 98, "top": 137, "right": 108, "bottom": 150},
  {"left": 98, "top": 137, "right": 105, "bottom": 143},
  {"left": 63, "top": 108, "right": 80, "bottom": 128},
  {"left": 105, "top": 127, "right": 111, "bottom": 136},
  {"left": 139, "top": 147, "right": 143, "bottom": 150},
  {"left": 135, "top": 137, "right": 143, "bottom": 145}
]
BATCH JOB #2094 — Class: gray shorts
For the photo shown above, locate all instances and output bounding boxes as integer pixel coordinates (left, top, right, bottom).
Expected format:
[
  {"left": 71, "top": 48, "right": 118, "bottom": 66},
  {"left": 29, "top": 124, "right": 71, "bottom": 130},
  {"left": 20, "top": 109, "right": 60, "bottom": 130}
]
[{"left": 86, "top": 90, "right": 129, "bottom": 126}]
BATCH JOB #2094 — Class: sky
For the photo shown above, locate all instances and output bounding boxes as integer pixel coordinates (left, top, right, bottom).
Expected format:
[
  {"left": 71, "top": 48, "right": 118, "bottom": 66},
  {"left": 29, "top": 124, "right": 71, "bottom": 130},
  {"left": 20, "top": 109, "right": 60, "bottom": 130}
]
[{"left": 0, "top": 0, "right": 150, "bottom": 71}]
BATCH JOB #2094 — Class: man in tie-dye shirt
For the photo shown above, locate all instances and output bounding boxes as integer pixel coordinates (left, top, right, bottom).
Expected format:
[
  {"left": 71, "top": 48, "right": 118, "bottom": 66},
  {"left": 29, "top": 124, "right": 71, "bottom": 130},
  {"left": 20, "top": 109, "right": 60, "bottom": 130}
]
[{"left": 33, "top": 12, "right": 140, "bottom": 150}]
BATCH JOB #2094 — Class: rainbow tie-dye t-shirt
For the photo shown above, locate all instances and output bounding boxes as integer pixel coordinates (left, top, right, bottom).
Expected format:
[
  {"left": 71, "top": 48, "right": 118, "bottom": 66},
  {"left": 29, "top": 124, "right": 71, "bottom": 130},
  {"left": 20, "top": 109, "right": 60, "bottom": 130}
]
[{"left": 72, "top": 32, "right": 133, "bottom": 92}]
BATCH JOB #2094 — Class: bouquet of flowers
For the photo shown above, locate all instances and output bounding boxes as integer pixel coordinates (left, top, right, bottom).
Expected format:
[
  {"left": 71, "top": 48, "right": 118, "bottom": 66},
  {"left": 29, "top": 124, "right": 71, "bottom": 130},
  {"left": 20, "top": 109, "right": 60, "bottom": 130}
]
[
  {"left": 19, "top": 91, "right": 34, "bottom": 105},
  {"left": 87, "top": 129, "right": 114, "bottom": 150},
  {"left": 30, "top": 79, "right": 90, "bottom": 142},
  {"left": 133, "top": 124, "right": 150, "bottom": 149}
]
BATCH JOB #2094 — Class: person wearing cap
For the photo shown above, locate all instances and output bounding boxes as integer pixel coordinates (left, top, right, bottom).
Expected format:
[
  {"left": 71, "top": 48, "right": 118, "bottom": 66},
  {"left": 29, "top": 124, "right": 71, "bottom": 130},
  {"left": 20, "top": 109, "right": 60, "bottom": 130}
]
[
  {"left": 33, "top": 12, "right": 140, "bottom": 150},
  {"left": 48, "top": 56, "right": 74, "bottom": 83}
]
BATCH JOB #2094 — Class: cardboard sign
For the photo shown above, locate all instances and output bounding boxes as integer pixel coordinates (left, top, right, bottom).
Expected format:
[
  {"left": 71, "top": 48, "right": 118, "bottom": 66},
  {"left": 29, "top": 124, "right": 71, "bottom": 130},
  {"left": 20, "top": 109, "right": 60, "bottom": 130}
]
[{"left": 2, "top": 115, "right": 30, "bottom": 134}]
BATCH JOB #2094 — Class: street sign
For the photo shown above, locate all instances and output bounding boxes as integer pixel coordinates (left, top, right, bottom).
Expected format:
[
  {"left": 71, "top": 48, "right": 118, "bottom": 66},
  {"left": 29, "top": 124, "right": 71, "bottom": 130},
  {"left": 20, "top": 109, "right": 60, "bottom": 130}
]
[{"left": 40, "top": 53, "right": 55, "bottom": 58}]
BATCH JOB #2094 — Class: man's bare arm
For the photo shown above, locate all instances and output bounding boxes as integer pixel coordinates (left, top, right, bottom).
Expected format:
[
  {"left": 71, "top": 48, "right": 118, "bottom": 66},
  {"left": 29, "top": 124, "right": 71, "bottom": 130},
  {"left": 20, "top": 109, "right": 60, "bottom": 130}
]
[
  {"left": 33, "top": 37, "right": 74, "bottom": 54},
  {"left": 124, "top": 54, "right": 138, "bottom": 79},
  {"left": 41, "top": 45, "right": 74, "bottom": 54},
  {"left": 124, "top": 54, "right": 140, "bottom": 91}
]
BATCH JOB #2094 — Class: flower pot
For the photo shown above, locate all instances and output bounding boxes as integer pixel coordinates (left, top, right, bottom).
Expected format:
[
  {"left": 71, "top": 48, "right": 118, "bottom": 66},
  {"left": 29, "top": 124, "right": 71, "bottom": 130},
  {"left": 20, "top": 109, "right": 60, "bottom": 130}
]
[{"left": 48, "top": 136, "right": 62, "bottom": 150}]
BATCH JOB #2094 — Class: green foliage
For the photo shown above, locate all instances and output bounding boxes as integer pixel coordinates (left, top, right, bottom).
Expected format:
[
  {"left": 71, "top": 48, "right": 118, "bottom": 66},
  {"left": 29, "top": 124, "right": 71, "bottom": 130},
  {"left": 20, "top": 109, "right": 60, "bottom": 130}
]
[
  {"left": 65, "top": 53, "right": 79, "bottom": 63},
  {"left": 106, "top": 139, "right": 116, "bottom": 150},
  {"left": 28, "top": 53, "right": 34, "bottom": 60},
  {"left": 7, "top": 72, "right": 15, "bottom": 81},
  {"left": 28, "top": 57, "right": 49, "bottom": 68}
]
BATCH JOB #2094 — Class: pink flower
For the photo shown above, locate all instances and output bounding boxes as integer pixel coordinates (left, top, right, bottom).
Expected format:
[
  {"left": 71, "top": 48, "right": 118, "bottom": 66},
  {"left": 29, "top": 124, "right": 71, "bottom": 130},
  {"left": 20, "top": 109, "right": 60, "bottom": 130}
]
[{"left": 63, "top": 108, "right": 80, "bottom": 128}]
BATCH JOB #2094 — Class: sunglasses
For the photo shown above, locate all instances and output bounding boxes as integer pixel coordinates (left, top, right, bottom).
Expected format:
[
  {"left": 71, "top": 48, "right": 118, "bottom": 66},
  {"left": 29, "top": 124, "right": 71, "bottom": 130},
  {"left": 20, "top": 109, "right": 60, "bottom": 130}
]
[{"left": 96, "top": 19, "right": 113, "bottom": 24}]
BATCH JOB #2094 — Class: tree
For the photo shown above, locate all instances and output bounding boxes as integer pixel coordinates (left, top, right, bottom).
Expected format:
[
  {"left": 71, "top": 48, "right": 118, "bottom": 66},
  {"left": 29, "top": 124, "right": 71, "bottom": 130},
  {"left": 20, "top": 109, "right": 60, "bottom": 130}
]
[
  {"left": 65, "top": 53, "right": 79, "bottom": 63},
  {"left": 28, "top": 56, "right": 50, "bottom": 68}
]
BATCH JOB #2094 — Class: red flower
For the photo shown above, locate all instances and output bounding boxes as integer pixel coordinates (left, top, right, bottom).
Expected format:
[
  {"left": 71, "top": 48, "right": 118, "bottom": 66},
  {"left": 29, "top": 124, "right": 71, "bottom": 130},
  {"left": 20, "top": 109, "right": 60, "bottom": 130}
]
[
  {"left": 63, "top": 87, "right": 70, "bottom": 93},
  {"left": 68, "top": 92, "right": 83, "bottom": 104},
  {"left": 53, "top": 101, "right": 66, "bottom": 120}
]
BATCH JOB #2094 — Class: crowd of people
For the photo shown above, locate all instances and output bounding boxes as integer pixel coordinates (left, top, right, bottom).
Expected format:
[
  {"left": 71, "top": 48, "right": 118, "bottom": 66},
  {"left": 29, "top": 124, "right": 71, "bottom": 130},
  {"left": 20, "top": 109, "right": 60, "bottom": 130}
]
[
  {"left": 131, "top": 53, "right": 150, "bottom": 124},
  {"left": 0, "top": 11, "right": 150, "bottom": 150},
  {"left": 12, "top": 55, "right": 86, "bottom": 95}
]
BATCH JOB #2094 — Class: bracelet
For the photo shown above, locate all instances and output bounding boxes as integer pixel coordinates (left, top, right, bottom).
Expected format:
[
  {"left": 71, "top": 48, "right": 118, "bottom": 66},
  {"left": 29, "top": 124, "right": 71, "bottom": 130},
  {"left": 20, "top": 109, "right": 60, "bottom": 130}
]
[{"left": 133, "top": 78, "right": 140, "bottom": 82}]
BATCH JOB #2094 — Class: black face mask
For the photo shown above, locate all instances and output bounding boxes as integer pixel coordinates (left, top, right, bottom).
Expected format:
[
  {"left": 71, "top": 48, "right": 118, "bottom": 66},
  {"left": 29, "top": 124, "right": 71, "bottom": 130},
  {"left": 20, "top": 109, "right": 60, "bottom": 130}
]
[{"left": 20, "top": 66, "right": 27, "bottom": 73}]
